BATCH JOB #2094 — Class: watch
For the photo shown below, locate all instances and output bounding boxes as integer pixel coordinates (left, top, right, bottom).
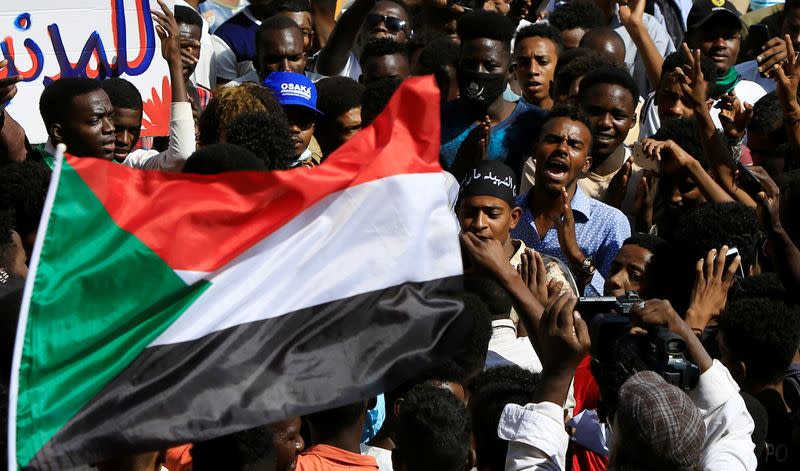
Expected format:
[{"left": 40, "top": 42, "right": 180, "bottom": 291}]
[{"left": 576, "top": 257, "right": 596, "bottom": 278}]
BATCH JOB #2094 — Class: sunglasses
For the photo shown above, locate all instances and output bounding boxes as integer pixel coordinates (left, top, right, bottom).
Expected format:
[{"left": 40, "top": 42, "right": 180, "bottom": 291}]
[{"left": 365, "top": 14, "right": 407, "bottom": 34}]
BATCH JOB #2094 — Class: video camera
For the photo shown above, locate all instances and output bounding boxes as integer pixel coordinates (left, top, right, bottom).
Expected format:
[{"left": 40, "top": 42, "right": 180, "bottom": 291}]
[{"left": 582, "top": 291, "right": 701, "bottom": 391}]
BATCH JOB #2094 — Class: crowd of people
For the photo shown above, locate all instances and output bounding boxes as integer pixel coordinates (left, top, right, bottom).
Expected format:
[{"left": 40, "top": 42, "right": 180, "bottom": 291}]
[{"left": 1, "top": 0, "right": 800, "bottom": 469}]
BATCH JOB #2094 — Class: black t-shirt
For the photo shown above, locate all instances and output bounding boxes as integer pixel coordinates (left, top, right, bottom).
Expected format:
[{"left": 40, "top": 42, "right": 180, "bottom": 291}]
[{"left": 756, "top": 389, "right": 799, "bottom": 471}]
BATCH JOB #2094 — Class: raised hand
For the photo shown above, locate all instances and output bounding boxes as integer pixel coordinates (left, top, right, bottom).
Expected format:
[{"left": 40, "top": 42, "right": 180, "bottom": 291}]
[
  {"left": 518, "top": 248, "right": 560, "bottom": 306},
  {"left": 641, "top": 138, "right": 695, "bottom": 174},
  {"left": 0, "top": 60, "right": 22, "bottom": 107},
  {"left": 774, "top": 35, "right": 800, "bottom": 115},
  {"left": 152, "top": 0, "right": 182, "bottom": 65},
  {"left": 685, "top": 245, "right": 740, "bottom": 332},
  {"left": 674, "top": 44, "right": 708, "bottom": 111},
  {"left": 757, "top": 36, "right": 789, "bottom": 78},
  {"left": 605, "top": 157, "right": 633, "bottom": 209},
  {"left": 452, "top": 115, "right": 491, "bottom": 180},
  {"left": 460, "top": 232, "right": 517, "bottom": 281},
  {"left": 633, "top": 171, "right": 657, "bottom": 232},
  {"left": 554, "top": 188, "right": 585, "bottom": 270},
  {"left": 533, "top": 292, "right": 590, "bottom": 374},
  {"left": 618, "top": 0, "right": 645, "bottom": 28},
  {"left": 717, "top": 91, "right": 753, "bottom": 141}
]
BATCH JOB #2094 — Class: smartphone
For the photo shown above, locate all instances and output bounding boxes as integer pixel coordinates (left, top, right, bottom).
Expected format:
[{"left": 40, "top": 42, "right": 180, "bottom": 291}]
[
  {"left": 632, "top": 141, "right": 659, "bottom": 171},
  {"left": 749, "top": 24, "right": 771, "bottom": 57},
  {"left": 736, "top": 162, "right": 762, "bottom": 196},
  {"left": 725, "top": 247, "right": 746, "bottom": 279}
]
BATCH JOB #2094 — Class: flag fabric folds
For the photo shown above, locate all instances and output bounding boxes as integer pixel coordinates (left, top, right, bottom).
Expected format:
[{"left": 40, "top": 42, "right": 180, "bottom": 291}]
[{"left": 9, "top": 76, "right": 467, "bottom": 471}]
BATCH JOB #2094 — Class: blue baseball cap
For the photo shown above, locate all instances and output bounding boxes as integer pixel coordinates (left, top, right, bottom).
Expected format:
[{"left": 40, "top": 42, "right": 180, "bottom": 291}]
[{"left": 262, "top": 72, "right": 322, "bottom": 115}]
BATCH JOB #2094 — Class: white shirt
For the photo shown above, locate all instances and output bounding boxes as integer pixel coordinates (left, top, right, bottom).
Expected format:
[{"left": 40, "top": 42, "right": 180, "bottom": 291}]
[
  {"left": 639, "top": 79, "right": 768, "bottom": 139},
  {"left": 486, "top": 319, "right": 543, "bottom": 373},
  {"left": 498, "top": 360, "right": 757, "bottom": 471},
  {"left": 122, "top": 102, "right": 196, "bottom": 171},
  {"left": 211, "top": 7, "right": 260, "bottom": 82},
  {"left": 313, "top": 50, "right": 362, "bottom": 81},
  {"left": 734, "top": 60, "right": 777, "bottom": 95},
  {"left": 360, "top": 444, "right": 393, "bottom": 471}
]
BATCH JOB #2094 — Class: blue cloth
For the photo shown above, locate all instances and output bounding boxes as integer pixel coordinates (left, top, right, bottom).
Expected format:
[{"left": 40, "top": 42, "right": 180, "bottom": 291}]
[
  {"left": 440, "top": 99, "right": 545, "bottom": 176},
  {"left": 214, "top": 8, "right": 259, "bottom": 63},
  {"left": 510, "top": 186, "right": 630, "bottom": 296},
  {"left": 361, "top": 394, "right": 386, "bottom": 443}
]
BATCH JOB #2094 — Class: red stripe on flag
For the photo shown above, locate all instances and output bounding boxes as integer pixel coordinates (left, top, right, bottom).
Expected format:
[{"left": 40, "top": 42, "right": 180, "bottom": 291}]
[{"left": 68, "top": 76, "right": 442, "bottom": 272}]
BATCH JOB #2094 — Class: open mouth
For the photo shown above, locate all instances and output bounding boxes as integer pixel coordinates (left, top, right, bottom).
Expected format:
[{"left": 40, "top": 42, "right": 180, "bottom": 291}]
[{"left": 544, "top": 159, "right": 570, "bottom": 181}]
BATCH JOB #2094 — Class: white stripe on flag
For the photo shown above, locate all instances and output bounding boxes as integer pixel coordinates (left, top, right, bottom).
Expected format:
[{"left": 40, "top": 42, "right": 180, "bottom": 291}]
[{"left": 150, "top": 172, "right": 462, "bottom": 347}]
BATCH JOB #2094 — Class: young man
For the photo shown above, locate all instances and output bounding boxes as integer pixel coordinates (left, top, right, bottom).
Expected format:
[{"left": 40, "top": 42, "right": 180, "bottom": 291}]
[
  {"left": 718, "top": 298, "right": 800, "bottom": 471},
  {"left": 511, "top": 105, "right": 630, "bottom": 296},
  {"left": 392, "top": 384, "right": 474, "bottom": 471},
  {"left": 314, "top": 77, "right": 364, "bottom": 157},
  {"left": 212, "top": 0, "right": 313, "bottom": 84},
  {"left": 263, "top": 72, "right": 323, "bottom": 165},
  {"left": 684, "top": 0, "right": 766, "bottom": 115},
  {"left": 36, "top": 78, "right": 115, "bottom": 164},
  {"left": 603, "top": 233, "right": 670, "bottom": 299},
  {"left": 229, "top": 16, "right": 308, "bottom": 85},
  {"left": 299, "top": 402, "right": 379, "bottom": 471},
  {"left": 416, "top": 37, "right": 460, "bottom": 103},
  {"left": 441, "top": 10, "right": 545, "bottom": 178},
  {"left": 510, "top": 24, "right": 562, "bottom": 110},
  {"left": 192, "top": 425, "right": 278, "bottom": 471},
  {"left": 577, "top": 66, "right": 641, "bottom": 216},
  {"left": 547, "top": 0, "right": 604, "bottom": 50},
  {"left": 174, "top": 5, "right": 213, "bottom": 109},
  {"left": 359, "top": 38, "right": 410, "bottom": 84},
  {"left": 315, "top": 0, "right": 410, "bottom": 80},
  {"left": 578, "top": 27, "right": 626, "bottom": 66},
  {"left": 270, "top": 417, "right": 305, "bottom": 471},
  {"left": 100, "top": 3, "right": 195, "bottom": 171}
]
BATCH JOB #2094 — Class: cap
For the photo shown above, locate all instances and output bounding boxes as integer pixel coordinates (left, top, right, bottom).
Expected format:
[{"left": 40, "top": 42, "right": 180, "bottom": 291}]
[
  {"left": 615, "top": 371, "right": 705, "bottom": 471},
  {"left": 686, "top": 0, "right": 741, "bottom": 30},
  {"left": 458, "top": 161, "right": 518, "bottom": 209},
  {"left": 262, "top": 72, "right": 322, "bottom": 115}
]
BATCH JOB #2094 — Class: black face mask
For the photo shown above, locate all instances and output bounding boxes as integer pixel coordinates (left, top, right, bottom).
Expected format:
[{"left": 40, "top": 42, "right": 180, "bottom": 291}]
[{"left": 457, "top": 69, "right": 507, "bottom": 106}]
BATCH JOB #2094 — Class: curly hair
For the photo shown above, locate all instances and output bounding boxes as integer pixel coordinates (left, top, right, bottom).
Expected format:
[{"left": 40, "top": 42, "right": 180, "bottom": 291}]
[
  {"left": 0, "top": 160, "right": 51, "bottom": 239},
  {"left": 453, "top": 292, "right": 493, "bottom": 377},
  {"left": 578, "top": 65, "right": 640, "bottom": 105},
  {"left": 224, "top": 112, "right": 295, "bottom": 170},
  {"left": 464, "top": 274, "right": 513, "bottom": 319},
  {"left": 457, "top": 10, "right": 516, "bottom": 50},
  {"left": 548, "top": 0, "right": 604, "bottom": 32},
  {"left": 0, "top": 209, "right": 15, "bottom": 268},
  {"left": 674, "top": 201, "right": 761, "bottom": 273},
  {"left": 469, "top": 366, "right": 540, "bottom": 471},
  {"left": 661, "top": 50, "right": 718, "bottom": 88},
  {"left": 361, "top": 77, "right": 401, "bottom": 125},
  {"left": 748, "top": 93, "right": 785, "bottom": 139},
  {"left": 719, "top": 298, "right": 800, "bottom": 385},
  {"left": 100, "top": 77, "right": 143, "bottom": 111},
  {"left": 396, "top": 383, "right": 472, "bottom": 471},
  {"left": 515, "top": 23, "right": 564, "bottom": 54},
  {"left": 554, "top": 53, "right": 620, "bottom": 101},
  {"left": 192, "top": 426, "right": 276, "bottom": 471},
  {"left": 651, "top": 116, "right": 706, "bottom": 167},
  {"left": 39, "top": 77, "right": 105, "bottom": 130},
  {"left": 540, "top": 104, "right": 594, "bottom": 153},
  {"left": 183, "top": 144, "right": 266, "bottom": 174},
  {"left": 418, "top": 37, "right": 460, "bottom": 74},
  {"left": 198, "top": 83, "right": 282, "bottom": 146}
]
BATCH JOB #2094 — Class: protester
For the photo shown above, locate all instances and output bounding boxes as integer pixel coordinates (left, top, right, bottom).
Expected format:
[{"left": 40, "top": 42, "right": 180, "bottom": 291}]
[
  {"left": 314, "top": 77, "right": 365, "bottom": 157},
  {"left": 547, "top": 0, "right": 605, "bottom": 50},
  {"left": 359, "top": 38, "right": 410, "bottom": 84},
  {"left": 509, "top": 24, "right": 562, "bottom": 109},
  {"left": 416, "top": 37, "right": 460, "bottom": 103},
  {"left": 262, "top": 72, "right": 323, "bottom": 165}
]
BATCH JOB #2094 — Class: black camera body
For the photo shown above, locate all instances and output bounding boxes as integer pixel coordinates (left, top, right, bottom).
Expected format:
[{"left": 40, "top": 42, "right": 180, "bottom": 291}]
[{"left": 586, "top": 292, "right": 701, "bottom": 391}]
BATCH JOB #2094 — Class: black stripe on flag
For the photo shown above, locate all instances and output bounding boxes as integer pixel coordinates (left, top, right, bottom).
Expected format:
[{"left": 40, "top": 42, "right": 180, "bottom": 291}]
[{"left": 29, "top": 276, "right": 467, "bottom": 471}]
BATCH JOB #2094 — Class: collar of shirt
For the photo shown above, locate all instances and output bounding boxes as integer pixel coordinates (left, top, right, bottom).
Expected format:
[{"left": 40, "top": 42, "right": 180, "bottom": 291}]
[
  {"left": 491, "top": 319, "right": 518, "bottom": 341},
  {"left": 300, "top": 444, "right": 378, "bottom": 468}
]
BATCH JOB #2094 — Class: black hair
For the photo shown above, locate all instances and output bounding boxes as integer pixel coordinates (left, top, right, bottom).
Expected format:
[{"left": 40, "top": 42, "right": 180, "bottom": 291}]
[
  {"left": 554, "top": 53, "right": 620, "bottom": 99},
  {"left": 224, "top": 112, "right": 295, "bottom": 171},
  {"left": 651, "top": 116, "right": 706, "bottom": 167},
  {"left": 305, "top": 401, "right": 367, "bottom": 430},
  {"left": 578, "top": 65, "right": 640, "bottom": 106},
  {"left": 779, "top": 169, "right": 800, "bottom": 244},
  {"left": 418, "top": 37, "right": 460, "bottom": 73},
  {"left": 661, "top": 50, "right": 718, "bottom": 87},
  {"left": 192, "top": 426, "right": 276, "bottom": 471},
  {"left": 0, "top": 160, "right": 51, "bottom": 239},
  {"left": 264, "top": 0, "right": 312, "bottom": 18},
  {"left": 396, "top": 383, "right": 472, "bottom": 471},
  {"left": 728, "top": 272, "right": 788, "bottom": 304},
  {"left": 621, "top": 233, "right": 673, "bottom": 296},
  {"left": 257, "top": 14, "right": 302, "bottom": 38},
  {"left": 315, "top": 76, "right": 365, "bottom": 139},
  {"left": 456, "top": 10, "right": 516, "bottom": 50},
  {"left": 183, "top": 144, "right": 267, "bottom": 174},
  {"left": 719, "top": 297, "right": 800, "bottom": 385},
  {"left": 174, "top": 5, "right": 203, "bottom": 29},
  {"left": 100, "top": 77, "right": 143, "bottom": 111},
  {"left": 469, "top": 367, "right": 540, "bottom": 471},
  {"left": 197, "top": 84, "right": 283, "bottom": 146},
  {"left": 360, "top": 37, "right": 409, "bottom": 64},
  {"left": 463, "top": 275, "right": 513, "bottom": 320},
  {"left": 541, "top": 104, "right": 594, "bottom": 152},
  {"left": 748, "top": 93, "right": 785, "bottom": 139},
  {"left": 548, "top": 0, "right": 604, "bottom": 32},
  {"left": 675, "top": 201, "right": 761, "bottom": 272},
  {"left": 416, "top": 360, "right": 468, "bottom": 386},
  {"left": 453, "top": 292, "right": 493, "bottom": 376},
  {"left": 0, "top": 210, "right": 15, "bottom": 268},
  {"left": 361, "top": 77, "right": 401, "bottom": 126},
  {"left": 39, "top": 77, "right": 105, "bottom": 130},
  {"left": 407, "top": 31, "right": 448, "bottom": 55},
  {"left": 556, "top": 47, "right": 593, "bottom": 72},
  {"left": 786, "top": 0, "right": 800, "bottom": 13},
  {"left": 514, "top": 24, "right": 564, "bottom": 54}
]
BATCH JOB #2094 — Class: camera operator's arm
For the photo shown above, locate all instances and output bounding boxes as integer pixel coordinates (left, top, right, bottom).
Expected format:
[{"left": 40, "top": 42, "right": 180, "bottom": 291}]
[
  {"left": 675, "top": 45, "right": 756, "bottom": 207},
  {"left": 752, "top": 167, "right": 800, "bottom": 298},
  {"left": 641, "top": 138, "right": 733, "bottom": 204},
  {"left": 684, "top": 246, "right": 741, "bottom": 333},
  {"left": 498, "top": 294, "right": 590, "bottom": 471},
  {"left": 631, "top": 301, "right": 757, "bottom": 471}
]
